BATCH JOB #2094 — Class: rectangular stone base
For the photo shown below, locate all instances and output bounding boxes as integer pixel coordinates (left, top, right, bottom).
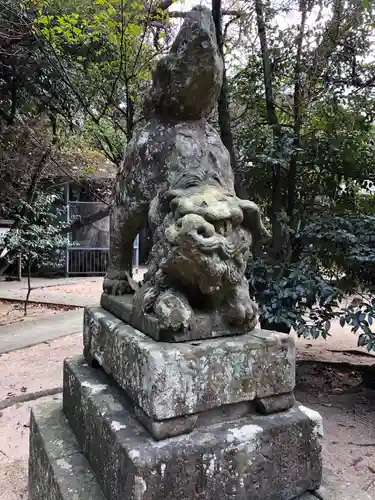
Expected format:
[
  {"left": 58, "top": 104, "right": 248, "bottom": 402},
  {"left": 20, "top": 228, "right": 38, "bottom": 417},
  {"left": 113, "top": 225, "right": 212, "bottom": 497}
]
[
  {"left": 83, "top": 306, "right": 296, "bottom": 432},
  {"left": 29, "top": 401, "right": 105, "bottom": 500},
  {"left": 29, "top": 399, "right": 372, "bottom": 500},
  {"left": 61, "top": 356, "right": 322, "bottom": 500},
  {"left": 101, "top": 293, "right": 256, "bottom": 342}
]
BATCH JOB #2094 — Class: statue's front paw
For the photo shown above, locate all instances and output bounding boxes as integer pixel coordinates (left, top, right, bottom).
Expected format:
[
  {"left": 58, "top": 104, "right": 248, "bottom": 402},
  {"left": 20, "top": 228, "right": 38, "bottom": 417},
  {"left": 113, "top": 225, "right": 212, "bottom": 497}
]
[
  {"left": 103, "top": 270, "right": 140, "bottom": 296},
  {"left": 154, "top": 290, "right": 193, "bottom": 332},
  {"left": 222, "top": 293, "right": 258, "bottom": 331},
  {"left": 103, "top": 278, "right": 132, "bottom": 295},
  {"left": 240, "top": 299, "right": 258, "bottom": 330}
]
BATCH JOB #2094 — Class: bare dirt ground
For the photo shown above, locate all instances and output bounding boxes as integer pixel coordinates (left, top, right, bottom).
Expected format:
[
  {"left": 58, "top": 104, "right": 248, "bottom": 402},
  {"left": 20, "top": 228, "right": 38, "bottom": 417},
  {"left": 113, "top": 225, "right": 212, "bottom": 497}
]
[
  {"left": 40, "top": 267, "right": 147, "bottom": 298},
  {"left": 40, "top": 280, "right": 103, "bottom": 297},
  {"left": 0, "top": 300, "right": 79, "bottom": 326},
  {"left": 1, "top": 334, "right": 375, "bottom": 498},
  {"left": 0, "top": 333, "right": 81, "bottom": 500},
  {"left": 296, "top": 362, "right": 375, "bottom": 494},
  {"left": 1, "top": 272, "right": 375, "bottom": 498}
]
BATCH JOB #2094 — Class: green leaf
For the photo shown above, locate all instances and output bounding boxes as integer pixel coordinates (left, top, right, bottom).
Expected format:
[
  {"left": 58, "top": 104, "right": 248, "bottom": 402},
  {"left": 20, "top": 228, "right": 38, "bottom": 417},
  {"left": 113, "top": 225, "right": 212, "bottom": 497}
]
[{"left": 358, "top": 333, "right": 368, "bottom": 346}]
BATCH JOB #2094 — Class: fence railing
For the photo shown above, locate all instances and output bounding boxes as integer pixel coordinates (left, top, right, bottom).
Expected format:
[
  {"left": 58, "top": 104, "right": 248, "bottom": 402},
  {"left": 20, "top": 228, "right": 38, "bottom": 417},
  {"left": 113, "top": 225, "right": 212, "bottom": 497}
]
[
  {"left": 43, "top": 199, "right": 141, "bottom": 276},
  {"left": 67, "top": 247, "right": 109, "bottom": 275},
  {"left": 65, "top": 236, "right": 139, "bottom": 276}
]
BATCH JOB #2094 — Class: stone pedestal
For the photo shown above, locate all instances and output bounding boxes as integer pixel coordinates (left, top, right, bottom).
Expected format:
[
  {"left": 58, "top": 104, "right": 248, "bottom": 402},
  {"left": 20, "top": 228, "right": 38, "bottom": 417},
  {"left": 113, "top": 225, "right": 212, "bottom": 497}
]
[
  {"left": 29, "top": 305, "right": 326, "bottom": 500},
  {"left": 83, "top": 306, "right": 297, "bottom": 439},
  {"left": 25, "top": 4, "right": 373, "bottom": 497},
  {"left": 30, "top": 356, "right": 322, "bottom": 500},
  {"left": 29, "top": 304, "right": 374, "bottom": 499}
]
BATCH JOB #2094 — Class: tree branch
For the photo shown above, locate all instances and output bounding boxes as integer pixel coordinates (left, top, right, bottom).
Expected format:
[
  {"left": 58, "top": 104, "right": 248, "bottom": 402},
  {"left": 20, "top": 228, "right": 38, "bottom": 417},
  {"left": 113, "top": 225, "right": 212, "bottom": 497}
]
[{"left": 61, "top": 206, "right": 111, "bottom": 235}]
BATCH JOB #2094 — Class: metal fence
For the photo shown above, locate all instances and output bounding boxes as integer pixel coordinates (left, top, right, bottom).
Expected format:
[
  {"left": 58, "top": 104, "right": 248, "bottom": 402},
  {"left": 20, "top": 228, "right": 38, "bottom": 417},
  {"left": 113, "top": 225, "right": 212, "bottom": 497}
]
[
  {"left": 67, "top": 247, "right": 110, "bottom": 275},
  {"left": 65, "top": 201, "right": 139, "bottom": 276}
]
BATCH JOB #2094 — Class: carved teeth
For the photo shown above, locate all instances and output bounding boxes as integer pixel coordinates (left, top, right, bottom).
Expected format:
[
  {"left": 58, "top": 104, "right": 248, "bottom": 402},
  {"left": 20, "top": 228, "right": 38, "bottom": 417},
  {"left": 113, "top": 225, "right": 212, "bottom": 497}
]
[{"left": 215, "top": 221, "right": 225, "bottom": 235}]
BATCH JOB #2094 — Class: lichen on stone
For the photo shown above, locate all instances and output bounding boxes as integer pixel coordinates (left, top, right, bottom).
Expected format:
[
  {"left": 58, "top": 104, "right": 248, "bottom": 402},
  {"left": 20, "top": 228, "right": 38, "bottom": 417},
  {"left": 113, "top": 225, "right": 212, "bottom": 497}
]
[{"left": 299, "top": 404, "right": 324, "bottom": 438}]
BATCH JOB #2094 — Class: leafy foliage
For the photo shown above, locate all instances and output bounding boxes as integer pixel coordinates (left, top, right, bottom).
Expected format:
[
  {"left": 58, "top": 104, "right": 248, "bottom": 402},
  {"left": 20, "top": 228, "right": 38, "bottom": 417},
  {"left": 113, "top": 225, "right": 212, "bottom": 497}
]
[
  {"left": 0, "top": 1, "right": 116, "bottom": 220},
  {"left": 248, "top": 209, "right": 375, "bottom": 349},
  {"left": 30, "top": 0, "right": 170, "bottom": 160},
  {"left": 2, "top": 192, "right": 70, "bottom": 313},
  {"left": 3, "top": 192, "right": 69, "bottom": 268},
  {"left": 340, "top": 296, "right": 375, "bottom": 351},
  {"left": 225, "top": 0, "right": 375, "bottom": 349},
  {"left": 248, "top": 256, "right": 342, "bottom": 339}
]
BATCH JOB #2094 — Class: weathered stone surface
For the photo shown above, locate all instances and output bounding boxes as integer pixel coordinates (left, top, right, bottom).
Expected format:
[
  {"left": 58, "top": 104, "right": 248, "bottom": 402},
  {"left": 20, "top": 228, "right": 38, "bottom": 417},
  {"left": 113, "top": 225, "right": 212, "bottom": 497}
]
[
  {"left": 102, "top": 6, "right": 270, "bottom": 339},
  {"left": 145, "top": 6, "right": 223, "bottom": 120},
  {"left": 101, "top": 293, "right": 256, "bottom": 342},
  {"left": 63, "top": 356, "right": 322, "bottom": 500},
  {"left": 255, "top": 392, "right": 296, "bottom": 414},
  {"left": 133, "top": 399, "right": 257, "bottom": 440},
  {"left": 29, "top": 400, "right": 372, "bottom": 500},
  {"left": 130, "top": 186, "right": 268, "bottom": 335},
  {"left": 29, "top": 401, "right": 105, "bottom": 500},
  {"left": 83, "top": 307, "right": 295, "bottom": 421}
]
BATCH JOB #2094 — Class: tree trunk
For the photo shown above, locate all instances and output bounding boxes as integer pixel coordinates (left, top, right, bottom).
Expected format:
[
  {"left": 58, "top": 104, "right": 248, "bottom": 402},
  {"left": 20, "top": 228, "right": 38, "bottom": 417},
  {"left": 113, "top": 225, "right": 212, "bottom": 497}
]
[
  {"left": 126, "top": 94, "right": 135, "bottom": 142},
  {"left": 24, "top": 262, "right": 31, "bottom": 316},
  {"left": 287, "top": 0, "right": 307, "bottom": 226},
  {"left": 253, "top": 0, "right": 293, "bottom": 334},
  {"left": 212, "top": 0, "right": 247, "bottom": 199},
  {"left": 254, "top": 0, "right": 285, "bottom": 261}
]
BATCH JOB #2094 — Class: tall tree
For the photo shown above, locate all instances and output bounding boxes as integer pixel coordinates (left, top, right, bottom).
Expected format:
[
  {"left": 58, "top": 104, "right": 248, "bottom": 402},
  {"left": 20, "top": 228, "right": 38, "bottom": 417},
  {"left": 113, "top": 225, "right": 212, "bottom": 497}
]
[
  {"left": 212, "top": 0, "right": 246, "bottom": 198},
  {"left": 228, "top": 0, "right": 375, "bottom": 338}
]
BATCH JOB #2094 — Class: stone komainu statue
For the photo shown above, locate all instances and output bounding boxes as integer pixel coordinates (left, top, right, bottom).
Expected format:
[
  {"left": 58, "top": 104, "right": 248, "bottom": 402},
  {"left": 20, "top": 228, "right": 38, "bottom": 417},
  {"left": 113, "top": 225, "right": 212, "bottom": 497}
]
[{"left": 103, "top": 6, "right": 270, "bottom": 338}]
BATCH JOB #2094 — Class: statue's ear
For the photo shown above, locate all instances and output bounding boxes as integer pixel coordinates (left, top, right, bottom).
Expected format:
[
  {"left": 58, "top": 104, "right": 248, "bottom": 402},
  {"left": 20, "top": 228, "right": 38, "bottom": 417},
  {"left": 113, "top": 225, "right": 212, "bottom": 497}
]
[
  {"left": 165, "top": 189, "right": 184, "bottom": 202},
  {"left": 237, "top": 199, "right": 271, "bottom": 255},
  {"left": 164, "top": 189, "right": 185, "bottom": 217}
]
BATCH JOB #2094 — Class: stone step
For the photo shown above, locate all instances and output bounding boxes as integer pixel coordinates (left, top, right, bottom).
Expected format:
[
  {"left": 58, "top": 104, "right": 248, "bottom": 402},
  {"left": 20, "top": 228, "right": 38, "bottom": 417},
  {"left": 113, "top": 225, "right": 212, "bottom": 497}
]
[
  {"left": 29, "top": 400, "right": 106, "bottom": 500},
  {"left": 62, "top": 356, "right": 322, "bottom": 500},
  {"left": 28, "top": 375, "right": 372, "bottom": 500}
]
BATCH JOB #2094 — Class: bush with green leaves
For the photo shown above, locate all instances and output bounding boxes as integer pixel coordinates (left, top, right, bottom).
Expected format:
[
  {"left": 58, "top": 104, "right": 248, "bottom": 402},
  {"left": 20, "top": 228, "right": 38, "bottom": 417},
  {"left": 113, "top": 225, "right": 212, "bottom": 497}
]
[
  {"left": 248, "top": 210, "right": 375, "bottom": 349},
  {"left": 3, "top": 192, "right": 70, "bottom": 314},
  {"left": 248, "top": 256, "right": 343, "bottom": 339},
  {"left": 339, "top": 296, "right": 375, "bottom": 352}
]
